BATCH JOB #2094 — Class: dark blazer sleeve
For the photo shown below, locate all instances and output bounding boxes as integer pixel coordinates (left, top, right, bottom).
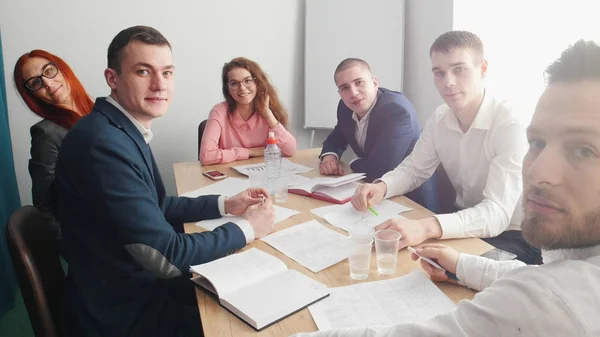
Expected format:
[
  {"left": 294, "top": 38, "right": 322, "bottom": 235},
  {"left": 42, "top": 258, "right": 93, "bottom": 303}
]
[
  {"left": 350, "top": 102, "right": 416, "bottom": 181},
  {"left": 28, "top": 122, "right": 63, "bottom": 238},
  {"left": 320, "top": 100, "right": 349, "bottom": 158},
  {"left": 66, "top": 131, "right": 246, "bottom": 274}
]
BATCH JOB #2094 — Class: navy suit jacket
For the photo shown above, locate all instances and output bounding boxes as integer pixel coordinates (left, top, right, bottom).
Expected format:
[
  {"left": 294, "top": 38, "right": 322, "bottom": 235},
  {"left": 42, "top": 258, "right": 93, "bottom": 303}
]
[
  {"left": 55, "top": 98, "right": 246, "bottom": 337},
  {"left": 320, "top": 88, "right": 440, "bottom": 211}
]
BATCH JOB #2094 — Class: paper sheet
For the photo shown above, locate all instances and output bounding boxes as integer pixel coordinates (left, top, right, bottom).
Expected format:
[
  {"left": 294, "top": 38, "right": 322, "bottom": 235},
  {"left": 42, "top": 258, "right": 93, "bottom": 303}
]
[
  {"left": 311, "top": 200, "right": 412, "bottom": 232},
  {"left": 261, "top": 220, "right": 349, "bottom": 273},
  {"left": 233, "top": 158, "right": 313, "bottom": 177},
  {"left": 180, "top": 177, "right": 258, "bottom": 198},
  {"left": 308, "top": 271, "right": 457, "bottom": 331},
  {"left": 195, "top": 205, "right": 300, "bottom": 231}
]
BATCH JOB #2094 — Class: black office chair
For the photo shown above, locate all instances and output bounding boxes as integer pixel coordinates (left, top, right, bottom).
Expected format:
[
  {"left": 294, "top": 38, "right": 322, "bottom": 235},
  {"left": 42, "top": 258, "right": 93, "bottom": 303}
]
[
  {"left": 198, "top": 119, "right": 208, "bottom": 161},
  {"left": 6, "top": 206, "right": 65, "bottom": 337}
]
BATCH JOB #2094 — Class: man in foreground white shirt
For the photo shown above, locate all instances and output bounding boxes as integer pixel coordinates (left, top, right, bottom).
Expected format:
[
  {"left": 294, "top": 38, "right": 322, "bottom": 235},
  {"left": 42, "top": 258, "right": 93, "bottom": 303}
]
[
  {"left": 294, "top": 39, "right": 600, "bottom": 337},
  {"left": 351, "top": 31, "right": 540, "bottom": 264}
]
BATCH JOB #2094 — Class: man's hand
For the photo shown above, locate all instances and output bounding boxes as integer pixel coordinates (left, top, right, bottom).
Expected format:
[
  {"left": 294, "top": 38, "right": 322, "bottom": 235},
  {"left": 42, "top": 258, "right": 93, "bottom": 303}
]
[
  {"left": 410, "top": 244, "right": 460, "bottom": 284},
  {"left": 244, "top": 198, "right": 275, "bottom": 238},
  {"left": 319, "top": 155, "right": 344, "bottom": 176},
  {"left": 374, "top": 216, "right": 442, "bottom": 250},
  {"left": 351, "top": 182, "right": 387, "bottom": 212},
  {"left": 224, "top": 188, "right": 269, "bottom": 216}
]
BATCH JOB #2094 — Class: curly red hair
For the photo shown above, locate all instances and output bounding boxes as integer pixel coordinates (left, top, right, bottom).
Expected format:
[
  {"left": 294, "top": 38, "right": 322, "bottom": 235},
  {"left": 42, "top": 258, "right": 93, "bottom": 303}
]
[{"left": 13, "top": 50, "right": 93, "bottom": 129}]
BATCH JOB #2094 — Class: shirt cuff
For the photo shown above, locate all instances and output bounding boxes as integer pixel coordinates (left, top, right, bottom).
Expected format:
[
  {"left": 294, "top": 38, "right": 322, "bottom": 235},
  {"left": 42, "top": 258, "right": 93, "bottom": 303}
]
[
  {"left": 234, "top": 219, "right": 255, "bottom": 244},
  {"left": 236, "top": 147, "right": 250, "bottom": 160},
  {"left": 218, "top": 196, "right": 226, "bottom": 216},
  {"left": 433, "top": 213, "right": 463, "bottom": 239},
  {"left": 456, "top": 253, "right": 499, "bottom": 292},
  {"left": 320, "top": 152, "right": 339, "bottom": 161}
]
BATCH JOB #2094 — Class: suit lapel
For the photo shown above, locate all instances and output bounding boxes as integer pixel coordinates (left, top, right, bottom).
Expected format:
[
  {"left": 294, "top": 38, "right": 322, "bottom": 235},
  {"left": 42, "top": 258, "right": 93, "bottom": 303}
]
[
  {"left": 363, "top": 89, "right": 383, "bottom": 154},
  {"left": 94, "top": 98, "right": 156, "bottom": 184}
]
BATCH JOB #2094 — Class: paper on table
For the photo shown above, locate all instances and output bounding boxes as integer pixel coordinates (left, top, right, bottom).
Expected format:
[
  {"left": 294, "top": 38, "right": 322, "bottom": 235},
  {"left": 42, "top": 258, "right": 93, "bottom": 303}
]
[
  {"left": 180, "top": 177, "right": 259, "bottom": 198},
  {"left": 308, "top": 271, "right": 457, "bottom": 331},
  {"left": 233, "top": 158, "right": 313, "bottom": 177},
  {"left": 261, "top": 220, "right": 349, "bottom": 273},
  {"left": 195, "top": 205, "right": 300, "bottom": 231},
  {"left": 311, "top": 200, "right": 412, "bottom": 232},
  {"left": 247, "top": 172, "right": 311, "bottom": 188}
]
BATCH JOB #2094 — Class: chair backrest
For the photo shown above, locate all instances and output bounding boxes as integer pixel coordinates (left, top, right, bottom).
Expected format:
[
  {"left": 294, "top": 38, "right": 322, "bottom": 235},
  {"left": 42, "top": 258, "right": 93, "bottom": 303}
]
[
  {"left": 198, "top": 119, "right": 208, "bottom": 161},
  {"left": 6, "top": 206, "right": 65, "bottom": 337}
]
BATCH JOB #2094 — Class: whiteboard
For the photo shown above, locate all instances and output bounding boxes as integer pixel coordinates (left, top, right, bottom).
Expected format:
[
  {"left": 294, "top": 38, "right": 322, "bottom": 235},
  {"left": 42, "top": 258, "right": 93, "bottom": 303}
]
[{"left": 304, "top": 0, "right": 405, "bottom": 129}]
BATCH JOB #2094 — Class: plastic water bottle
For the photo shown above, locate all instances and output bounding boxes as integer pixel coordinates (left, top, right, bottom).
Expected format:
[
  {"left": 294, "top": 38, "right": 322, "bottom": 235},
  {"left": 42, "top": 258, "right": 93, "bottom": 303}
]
[{"left": 264, "top": 131, "right": 288, "bottom": 203}]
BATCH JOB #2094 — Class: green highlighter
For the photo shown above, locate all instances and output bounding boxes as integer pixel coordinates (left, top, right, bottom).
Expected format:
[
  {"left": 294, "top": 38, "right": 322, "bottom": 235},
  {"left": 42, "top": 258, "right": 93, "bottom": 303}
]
[{"left": 367, "top": 206, "right": 379, "bottom": 216}]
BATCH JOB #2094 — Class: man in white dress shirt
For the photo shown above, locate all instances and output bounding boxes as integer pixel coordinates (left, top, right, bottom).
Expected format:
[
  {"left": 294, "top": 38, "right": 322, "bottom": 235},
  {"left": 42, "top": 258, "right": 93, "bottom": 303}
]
[
  {"left": 295, "top": 39, "right": 600, "bottom": 337},
  {"left": 351, "top": 31, "right": 540, "bottom": 264}
]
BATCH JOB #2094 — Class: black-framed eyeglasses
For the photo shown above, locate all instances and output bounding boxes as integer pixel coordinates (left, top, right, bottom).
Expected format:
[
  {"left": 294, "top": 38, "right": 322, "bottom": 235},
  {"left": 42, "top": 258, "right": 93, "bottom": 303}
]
[
  {"left": 227, "top": 77, "right": 256, "bottom": 90},
  {"left": 24, "top": 62, "right": 59, "bottom": 92}
]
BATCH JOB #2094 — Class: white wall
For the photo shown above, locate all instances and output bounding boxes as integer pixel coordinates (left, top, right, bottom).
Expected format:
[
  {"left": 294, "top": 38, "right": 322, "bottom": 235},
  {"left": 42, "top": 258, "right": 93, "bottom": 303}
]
[
  {"left": 1, "top": 0, "right": 311, "bottom": 204},
  {"left": 403, "top": 0, "right": 454, "bottom": 125},
  {"left": 453, "top": 0, "right": 600, "bottom": 124}
]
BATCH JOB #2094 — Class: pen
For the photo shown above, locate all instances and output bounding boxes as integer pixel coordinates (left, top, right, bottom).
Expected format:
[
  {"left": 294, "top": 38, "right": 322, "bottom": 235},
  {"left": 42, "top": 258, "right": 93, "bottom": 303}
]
[
  {"left": 261, "top": 196, "right": 266, "bottom": 205},
  {"left": 407, "top": 246, "right": 460, "bottom": 282},
  {"left": 367, "top": 206, "right": 379, "bottom": 216}
]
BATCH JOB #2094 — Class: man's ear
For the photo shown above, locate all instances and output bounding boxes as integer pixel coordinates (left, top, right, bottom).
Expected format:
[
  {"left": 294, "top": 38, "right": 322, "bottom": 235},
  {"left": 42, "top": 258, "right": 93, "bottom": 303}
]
[
  {"left": 372, "top": 75, "right": 379, "bottom": 89},
  {"left": 480, "top": 59, "right": 489, "bottom": 78},
  {"left": 104, "top": 68, "right": 118, "bottom": 90}
]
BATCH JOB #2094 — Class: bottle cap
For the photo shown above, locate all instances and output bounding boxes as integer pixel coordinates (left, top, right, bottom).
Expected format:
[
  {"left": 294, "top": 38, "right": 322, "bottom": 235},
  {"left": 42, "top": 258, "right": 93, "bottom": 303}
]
[{"left": 267, "top": 131, "right": 277, "bottom": 144}]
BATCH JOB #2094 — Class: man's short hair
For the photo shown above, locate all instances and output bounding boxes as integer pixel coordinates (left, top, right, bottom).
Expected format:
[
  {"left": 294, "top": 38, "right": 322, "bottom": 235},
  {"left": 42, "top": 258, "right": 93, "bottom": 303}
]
[
  {"left": 429, "top": 30, "right": 484, "bottom": 60},
  {"left": 334, "top": 58, "right": 373, "bottom": 82},
  {"left": 107, "top": 25, "right": 171, "bottom": 74},
  {"left": 545, "top": 40, "right": 600, "bottom": 84}
]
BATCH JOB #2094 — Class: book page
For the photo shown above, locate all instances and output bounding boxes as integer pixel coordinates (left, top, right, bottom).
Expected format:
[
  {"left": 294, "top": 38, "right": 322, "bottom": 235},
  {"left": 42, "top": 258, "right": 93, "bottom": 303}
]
[
  {"left": 190, "top": 248, "right": 287, "bottom": 296},
  {"left": 313, "top": 182, "right": 360, "bottom": 202},
  {"left": 180, "top": 177, "right": 256, "bottom": 198},
  {"left": 312, "top": 200, "right": 412, "bottom": 232},
  {"left": 261, "top": 220, "right": 349, "bottom": 273},
  {"left": 308, "top": 271, "right": 456, "bottom": 331},
  {"left": 195, "top": 205, "right": 300, "bottom": 231},
  {"left": 221, "top": 269, "right": 329, "bottom": 330}
]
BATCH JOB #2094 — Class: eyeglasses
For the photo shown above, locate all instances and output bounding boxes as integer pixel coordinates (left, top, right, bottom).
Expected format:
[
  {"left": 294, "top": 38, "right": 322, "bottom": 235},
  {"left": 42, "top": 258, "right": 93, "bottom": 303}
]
[
  {"left": 227, "top": 77, "right": 255, "bottom": 90},
  {"left": 24, "top": 62, "right": 59, "bottom": 92}
]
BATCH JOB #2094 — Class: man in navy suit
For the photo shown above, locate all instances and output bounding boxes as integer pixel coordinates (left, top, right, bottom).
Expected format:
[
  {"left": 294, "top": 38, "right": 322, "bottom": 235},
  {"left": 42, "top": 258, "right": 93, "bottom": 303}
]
[
  {"left": 319, "top": 58, "right": 438, "bottom": 210},
  {"left": 54, "top": 26, "right": 275, "bottom": 337}
]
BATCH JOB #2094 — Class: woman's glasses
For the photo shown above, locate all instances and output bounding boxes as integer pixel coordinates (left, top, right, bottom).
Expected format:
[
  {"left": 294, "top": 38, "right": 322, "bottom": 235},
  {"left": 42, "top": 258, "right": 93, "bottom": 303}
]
[
  {"left": 25, "top": 62, "right": 59, "bottom": 91},
  {"left": 227, "top": 77, "right": 255, "bottom": 90}
]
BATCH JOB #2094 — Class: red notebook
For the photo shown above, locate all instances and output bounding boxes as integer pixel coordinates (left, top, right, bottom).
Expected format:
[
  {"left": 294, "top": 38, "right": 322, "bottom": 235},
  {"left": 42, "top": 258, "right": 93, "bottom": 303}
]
[{"left": 288, "top": 173, "right": 365, "bottom": 204}]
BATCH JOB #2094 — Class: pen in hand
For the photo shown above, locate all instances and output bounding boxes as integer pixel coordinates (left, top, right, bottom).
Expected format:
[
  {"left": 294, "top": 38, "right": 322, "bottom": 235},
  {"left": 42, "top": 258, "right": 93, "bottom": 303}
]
[
  {"left": 367, "top": 206, "right": 379, "bottom": 216},
  {"left": 407, "top": 246, "right": 460, "bottom": 282}
]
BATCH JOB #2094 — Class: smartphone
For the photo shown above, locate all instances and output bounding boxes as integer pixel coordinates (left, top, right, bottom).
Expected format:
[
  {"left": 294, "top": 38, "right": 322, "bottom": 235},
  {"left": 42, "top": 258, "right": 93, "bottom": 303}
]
[
  {"left": 481, "top": 248, "right": 517, "bottom": 261},
  {"left": 203, "top": 170, "right": 228, "bottom": 181}
]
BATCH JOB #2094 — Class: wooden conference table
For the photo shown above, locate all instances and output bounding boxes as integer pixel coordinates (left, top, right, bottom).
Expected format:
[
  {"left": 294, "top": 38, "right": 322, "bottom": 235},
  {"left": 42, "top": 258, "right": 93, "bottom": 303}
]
[{"left": 174, "top": 148, "right": 493, "bottom": 336}]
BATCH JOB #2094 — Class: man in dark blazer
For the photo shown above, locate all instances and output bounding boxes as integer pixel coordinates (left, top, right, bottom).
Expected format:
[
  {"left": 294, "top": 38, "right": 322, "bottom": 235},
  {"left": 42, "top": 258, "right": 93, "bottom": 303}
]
[
  {"left": 54, "top": 26, "right": 275, "bottom": 337},
  {"left": 319, "top": 58, "right": 438, "bottom": 211}
]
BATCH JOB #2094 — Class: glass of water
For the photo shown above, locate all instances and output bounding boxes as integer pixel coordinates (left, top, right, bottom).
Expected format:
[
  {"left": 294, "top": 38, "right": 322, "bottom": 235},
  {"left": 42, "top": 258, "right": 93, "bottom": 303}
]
[
  {"left": 348, "top": 235, "right": 373, "bottom": 280},
  {"left": 374, "top": 230, "right": 401, "bottom": 274},
  {"left": 274, "top": 178, "right": 288, "bottom": 204}
]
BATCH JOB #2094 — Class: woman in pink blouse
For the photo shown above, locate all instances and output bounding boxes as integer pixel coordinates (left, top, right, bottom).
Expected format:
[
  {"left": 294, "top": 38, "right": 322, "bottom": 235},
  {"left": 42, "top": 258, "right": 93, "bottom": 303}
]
[{"left": 200, "top": 57, "right": 297, "bottom": 165}]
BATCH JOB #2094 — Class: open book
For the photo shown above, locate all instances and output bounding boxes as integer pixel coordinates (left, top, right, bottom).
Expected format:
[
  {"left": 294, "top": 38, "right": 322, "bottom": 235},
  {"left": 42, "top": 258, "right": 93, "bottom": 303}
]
[
  {"left": 190, "top": 248, "right": 329, "bottom": 331},
  {"left": 288, "top": 173, "right": 365, "bottom": 204}
]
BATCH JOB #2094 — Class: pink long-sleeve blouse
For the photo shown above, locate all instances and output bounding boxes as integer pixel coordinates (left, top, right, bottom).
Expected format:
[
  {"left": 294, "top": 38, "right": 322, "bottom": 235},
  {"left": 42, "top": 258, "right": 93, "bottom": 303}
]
[{"left": 200, "top": 102, "right": 297, "bottom": 165}]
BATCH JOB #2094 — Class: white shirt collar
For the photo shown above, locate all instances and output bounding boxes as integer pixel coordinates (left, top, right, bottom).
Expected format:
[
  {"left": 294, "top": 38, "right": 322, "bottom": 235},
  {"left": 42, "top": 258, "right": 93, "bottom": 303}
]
[
  {"left": 542, "top": 244, "right": 600, "bottom": 264},
  {"left": 352, "top": 97, "right": 378, "bottom": 124},
  {"left": 445, "top": 90, "right": 493, "bottom": 132},
  {"left": 106, "top": 95, "right": 153, "bottom": 144}
]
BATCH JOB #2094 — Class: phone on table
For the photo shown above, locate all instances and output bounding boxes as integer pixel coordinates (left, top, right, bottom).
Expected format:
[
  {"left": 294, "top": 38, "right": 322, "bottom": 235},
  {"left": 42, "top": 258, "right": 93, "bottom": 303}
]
[
  {"left": 481, "top": 248, "right": 517, "bottom": 261},
  {"left": 203, "top": 170, "right": 228, "bottom": 181}
]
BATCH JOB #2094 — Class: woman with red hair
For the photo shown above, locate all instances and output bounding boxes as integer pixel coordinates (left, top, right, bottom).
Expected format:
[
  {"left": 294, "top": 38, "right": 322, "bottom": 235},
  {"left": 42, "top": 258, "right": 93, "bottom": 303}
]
[
  {"left": 200, "top": 57, "right": 297, "bottom": 165},
  {"left": 13, "top": 49, "right": 93, "bottom": 238}
]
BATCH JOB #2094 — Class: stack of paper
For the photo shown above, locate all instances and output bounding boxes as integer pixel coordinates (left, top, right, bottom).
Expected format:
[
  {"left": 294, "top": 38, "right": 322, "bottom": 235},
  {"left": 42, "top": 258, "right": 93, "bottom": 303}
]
[
  {"left": 261, "top": 220, "right": 349, "bottom": 272},
  {"left": 308, "top": 271, "right": 457, "bottom": 331},
  {"left": 195, "top": 205, "right": 300, "bottom": 231},
  {"left": 311, "top": 200, "right": 412, "bottom": 232}
]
